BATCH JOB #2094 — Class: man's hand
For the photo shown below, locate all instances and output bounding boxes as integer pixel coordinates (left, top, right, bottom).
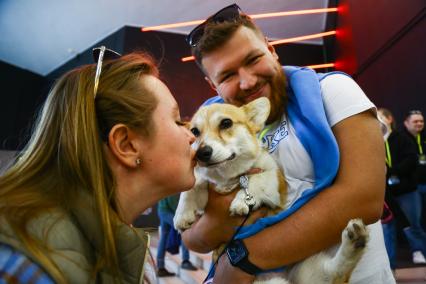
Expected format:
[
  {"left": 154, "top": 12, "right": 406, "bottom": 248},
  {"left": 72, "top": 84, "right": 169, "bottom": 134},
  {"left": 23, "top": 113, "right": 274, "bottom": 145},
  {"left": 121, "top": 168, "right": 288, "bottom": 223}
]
[
  {"left": 182, "top": 184, "right": 268, "bottom": 253},
  {"left": 212, "top": 253, "right": 256, "bottom": 284}
]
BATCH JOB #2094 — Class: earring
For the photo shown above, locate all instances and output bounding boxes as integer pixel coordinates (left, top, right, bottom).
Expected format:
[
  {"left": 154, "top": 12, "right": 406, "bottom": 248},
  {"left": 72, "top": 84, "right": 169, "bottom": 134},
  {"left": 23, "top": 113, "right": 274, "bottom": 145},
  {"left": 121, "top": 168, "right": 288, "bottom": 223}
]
[{"left": 135, "top": 158, "right": 141, "bottom": 166}]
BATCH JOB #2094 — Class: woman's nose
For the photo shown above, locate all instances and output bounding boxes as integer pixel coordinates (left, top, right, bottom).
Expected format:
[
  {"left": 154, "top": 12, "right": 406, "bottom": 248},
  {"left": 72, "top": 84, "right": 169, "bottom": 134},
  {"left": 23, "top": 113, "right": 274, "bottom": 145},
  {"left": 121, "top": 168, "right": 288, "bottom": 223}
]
[{"left": 187, "top": 128, "right": 196, "bottom": 144}]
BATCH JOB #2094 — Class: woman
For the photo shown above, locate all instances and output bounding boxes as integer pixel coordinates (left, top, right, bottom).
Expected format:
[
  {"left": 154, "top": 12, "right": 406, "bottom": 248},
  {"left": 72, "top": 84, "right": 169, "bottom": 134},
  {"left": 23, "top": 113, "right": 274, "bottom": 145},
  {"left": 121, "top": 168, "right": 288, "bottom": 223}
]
[
  {"left": 0, "top": 49, "right": 196, "bottom": 283},
  {"left": 378, "top": 108, "right": 426, "bottom": 266}
]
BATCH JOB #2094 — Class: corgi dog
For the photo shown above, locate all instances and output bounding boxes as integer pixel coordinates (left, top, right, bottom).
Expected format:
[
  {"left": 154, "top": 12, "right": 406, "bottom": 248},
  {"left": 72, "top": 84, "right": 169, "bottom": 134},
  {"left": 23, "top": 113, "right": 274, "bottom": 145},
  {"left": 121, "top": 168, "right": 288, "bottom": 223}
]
[{"left": 174, "top": 97, "right": 368, "bottom": 284}]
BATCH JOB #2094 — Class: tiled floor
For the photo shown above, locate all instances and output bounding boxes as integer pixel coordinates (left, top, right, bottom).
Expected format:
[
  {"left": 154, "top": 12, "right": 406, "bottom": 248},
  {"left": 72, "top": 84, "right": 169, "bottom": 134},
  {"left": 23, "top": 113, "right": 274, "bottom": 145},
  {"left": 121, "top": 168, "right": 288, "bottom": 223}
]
[
  {"left": 150, "top": 230, "right": 426, "bottom": 283},
  {"left": 395, "top": 245, "right": 426, "bottom": 283},
  {"left": 396, "top": 266, "right": 426, "bottom": 283}
]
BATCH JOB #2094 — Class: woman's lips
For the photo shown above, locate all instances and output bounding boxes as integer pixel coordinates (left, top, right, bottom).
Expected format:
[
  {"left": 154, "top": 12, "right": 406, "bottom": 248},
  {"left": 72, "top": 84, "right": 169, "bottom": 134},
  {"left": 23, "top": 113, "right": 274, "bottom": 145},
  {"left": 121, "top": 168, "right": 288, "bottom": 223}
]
[{"left": 190, "top": 151, "right": 197, "bottom": 167}]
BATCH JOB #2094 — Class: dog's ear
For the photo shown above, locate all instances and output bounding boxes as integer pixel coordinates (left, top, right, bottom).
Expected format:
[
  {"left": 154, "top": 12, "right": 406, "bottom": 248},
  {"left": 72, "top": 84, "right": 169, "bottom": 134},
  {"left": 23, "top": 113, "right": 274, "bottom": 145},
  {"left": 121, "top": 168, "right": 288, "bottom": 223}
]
[{"left": 242, "top": 97, "right": 271, "bottom": 132}]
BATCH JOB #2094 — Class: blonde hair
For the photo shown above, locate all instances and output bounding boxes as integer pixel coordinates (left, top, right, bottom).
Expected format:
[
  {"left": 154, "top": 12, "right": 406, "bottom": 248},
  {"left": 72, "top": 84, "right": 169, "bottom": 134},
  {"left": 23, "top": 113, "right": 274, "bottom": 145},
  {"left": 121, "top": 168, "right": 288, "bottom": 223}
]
[
  {"left": 378, "top": 107, "right": 396, "bottom": 131},
  {"left": 0, "top": 52, "right": 159, "bottom": 282}
]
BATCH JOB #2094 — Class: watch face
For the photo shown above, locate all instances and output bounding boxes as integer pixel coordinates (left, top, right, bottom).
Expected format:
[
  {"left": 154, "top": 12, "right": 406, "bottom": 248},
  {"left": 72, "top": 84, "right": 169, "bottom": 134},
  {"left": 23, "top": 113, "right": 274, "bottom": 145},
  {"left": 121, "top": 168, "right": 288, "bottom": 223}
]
[{"left": 227, "top": 240, "right": 247, "bottom": 265}]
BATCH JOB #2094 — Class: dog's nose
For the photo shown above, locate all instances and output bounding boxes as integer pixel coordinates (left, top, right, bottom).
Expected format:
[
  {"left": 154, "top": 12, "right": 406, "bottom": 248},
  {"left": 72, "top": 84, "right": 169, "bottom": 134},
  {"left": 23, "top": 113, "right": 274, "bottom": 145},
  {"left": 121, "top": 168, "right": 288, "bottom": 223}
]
[{"left": 196, "top": 145, "right": 213, "bottom": 162}]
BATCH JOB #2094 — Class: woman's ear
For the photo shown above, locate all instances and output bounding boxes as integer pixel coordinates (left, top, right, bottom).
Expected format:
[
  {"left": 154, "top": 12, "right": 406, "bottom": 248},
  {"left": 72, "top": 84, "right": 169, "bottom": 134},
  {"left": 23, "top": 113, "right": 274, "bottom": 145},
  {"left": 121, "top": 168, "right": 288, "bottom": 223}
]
[{"left": 107, "top": 124, "right": 142, "bottom": 168}]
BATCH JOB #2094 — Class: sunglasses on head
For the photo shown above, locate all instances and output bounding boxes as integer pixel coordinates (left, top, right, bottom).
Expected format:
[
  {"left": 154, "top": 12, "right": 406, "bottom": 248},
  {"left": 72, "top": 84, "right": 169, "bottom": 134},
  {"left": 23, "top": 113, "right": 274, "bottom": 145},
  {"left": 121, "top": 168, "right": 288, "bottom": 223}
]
[
  {"left": 92, "top": 46, "right": 122, "bottom": 98},
  {"left": 186, "top": 3, "right": 242, "bottom": 47}
]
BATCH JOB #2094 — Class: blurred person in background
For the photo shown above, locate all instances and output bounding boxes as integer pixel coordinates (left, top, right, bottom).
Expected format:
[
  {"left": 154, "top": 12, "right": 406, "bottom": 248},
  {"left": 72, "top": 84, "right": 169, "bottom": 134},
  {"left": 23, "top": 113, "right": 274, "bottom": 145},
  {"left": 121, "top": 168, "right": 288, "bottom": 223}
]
[
  {"left": 404, "top": 110, "right": 426, "bottom": 227},
  {"left": 379, "top": 108, "right": 426, "bottom": 265},
  {"left": 156, "top": 194, "right": 197, "bottom": 277}
]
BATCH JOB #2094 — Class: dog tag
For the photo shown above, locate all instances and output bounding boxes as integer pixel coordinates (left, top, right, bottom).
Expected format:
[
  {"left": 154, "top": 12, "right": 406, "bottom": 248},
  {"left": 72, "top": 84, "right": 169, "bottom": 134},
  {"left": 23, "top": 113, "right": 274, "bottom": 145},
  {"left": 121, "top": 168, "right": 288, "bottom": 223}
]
[
  {"left": 239, "top": 175, "right": 249, "bottom": 189},
  {"left": 239, "top": 175, "right": 256, "bottom": 208},
  {"left": 244, "top": 194, "right": 256, "bottom": 207}
]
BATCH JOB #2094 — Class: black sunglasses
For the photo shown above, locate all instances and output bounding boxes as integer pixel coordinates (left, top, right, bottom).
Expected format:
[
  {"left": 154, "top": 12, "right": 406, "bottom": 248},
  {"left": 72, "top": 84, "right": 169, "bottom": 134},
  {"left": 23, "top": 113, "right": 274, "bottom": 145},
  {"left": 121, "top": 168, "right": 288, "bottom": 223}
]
[
  {"left": 186, "top": 3, "right": 242, "bottom": 47},
  {"left": 92, "top": 46, "right": 122, "bottom": 98}
]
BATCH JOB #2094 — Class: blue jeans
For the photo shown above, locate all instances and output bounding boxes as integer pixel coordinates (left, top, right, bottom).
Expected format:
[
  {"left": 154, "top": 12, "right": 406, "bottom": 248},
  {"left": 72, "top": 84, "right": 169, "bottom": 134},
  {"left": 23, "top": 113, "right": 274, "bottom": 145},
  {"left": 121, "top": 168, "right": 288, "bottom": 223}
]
[
  {"left": 418, "top": 184, "right": 426, "bottom": 220},
  {"left": 156, "top": 210, "right": 190, "bottom": 269},
  {"left": 382, "top": 221, "right": 397, "bottom": 269},
  {"left": 419, "top": 184, "right": 426, "bottom": 195},
  {"left": 395, "top": 190, "right": 426, "bottom": 254}
]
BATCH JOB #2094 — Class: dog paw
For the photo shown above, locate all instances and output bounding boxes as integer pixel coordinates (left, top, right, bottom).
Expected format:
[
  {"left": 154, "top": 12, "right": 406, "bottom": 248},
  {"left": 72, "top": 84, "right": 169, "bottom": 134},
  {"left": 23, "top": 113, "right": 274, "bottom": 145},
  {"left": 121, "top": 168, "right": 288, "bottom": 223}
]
[
  {"left": 342, "top": 219, "right": 369, "bottom": 252},
  {"left": 174, "top": 211, "right": 197, "bottom": 231},
  {"left": 229, "top": 197, "right": 250, "bottom": 216}
]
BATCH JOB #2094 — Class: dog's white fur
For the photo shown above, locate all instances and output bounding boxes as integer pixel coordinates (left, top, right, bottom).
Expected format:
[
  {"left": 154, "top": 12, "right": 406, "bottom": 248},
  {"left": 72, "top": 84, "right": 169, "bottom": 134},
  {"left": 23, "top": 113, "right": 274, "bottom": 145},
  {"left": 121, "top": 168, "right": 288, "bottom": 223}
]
[{"left": 174, "top": 98, "right": 368, "bottom": 284}]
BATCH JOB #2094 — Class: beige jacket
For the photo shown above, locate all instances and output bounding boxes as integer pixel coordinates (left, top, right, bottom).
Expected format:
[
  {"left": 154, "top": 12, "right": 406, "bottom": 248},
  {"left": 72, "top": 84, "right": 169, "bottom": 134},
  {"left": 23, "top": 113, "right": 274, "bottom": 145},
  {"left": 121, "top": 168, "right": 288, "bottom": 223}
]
[{"left": 0, "top": 193, "right": 150, "bottom": 283}]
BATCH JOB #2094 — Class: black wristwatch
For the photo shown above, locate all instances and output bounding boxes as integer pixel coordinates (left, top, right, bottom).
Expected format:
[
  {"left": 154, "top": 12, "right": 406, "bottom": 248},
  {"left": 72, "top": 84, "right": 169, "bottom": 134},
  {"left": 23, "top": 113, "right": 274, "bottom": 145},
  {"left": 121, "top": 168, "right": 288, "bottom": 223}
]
[{"left": 226, "top": 239, "right": 263, "bottom": 275}]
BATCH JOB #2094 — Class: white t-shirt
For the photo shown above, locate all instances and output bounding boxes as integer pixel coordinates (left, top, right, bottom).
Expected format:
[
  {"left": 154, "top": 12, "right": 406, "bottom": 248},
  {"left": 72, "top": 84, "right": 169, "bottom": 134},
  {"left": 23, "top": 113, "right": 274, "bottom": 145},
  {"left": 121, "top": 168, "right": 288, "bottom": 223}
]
[{"left": 261, "top": 74, "right": 395, "bottom": 283}]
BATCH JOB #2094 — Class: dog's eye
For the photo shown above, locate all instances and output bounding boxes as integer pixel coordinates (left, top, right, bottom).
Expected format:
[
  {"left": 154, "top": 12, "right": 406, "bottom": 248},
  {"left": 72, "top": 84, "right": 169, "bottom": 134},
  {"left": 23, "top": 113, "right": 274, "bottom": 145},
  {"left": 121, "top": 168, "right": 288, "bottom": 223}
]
[
  {"left": 191, "top": 127, "right": 200, "bottom": 137},
  {"left": 219, "top": 118, "right": 233, "bottom": 130}
]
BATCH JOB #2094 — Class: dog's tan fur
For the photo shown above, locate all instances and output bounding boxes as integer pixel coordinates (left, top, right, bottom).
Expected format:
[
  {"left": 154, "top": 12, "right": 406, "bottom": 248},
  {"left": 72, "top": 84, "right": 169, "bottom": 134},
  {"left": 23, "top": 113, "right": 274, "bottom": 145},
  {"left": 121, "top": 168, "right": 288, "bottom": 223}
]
[{"left": 174, "top": 98, "right": 368, "bottom": 284}]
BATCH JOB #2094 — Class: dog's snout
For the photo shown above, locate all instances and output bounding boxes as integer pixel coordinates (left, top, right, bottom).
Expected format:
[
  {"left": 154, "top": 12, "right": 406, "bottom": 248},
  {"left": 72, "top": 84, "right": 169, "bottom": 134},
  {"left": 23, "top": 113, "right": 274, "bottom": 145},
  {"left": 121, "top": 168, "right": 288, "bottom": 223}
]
[{"left": 196, "top": 145, "right": 213, "bottom": 162}]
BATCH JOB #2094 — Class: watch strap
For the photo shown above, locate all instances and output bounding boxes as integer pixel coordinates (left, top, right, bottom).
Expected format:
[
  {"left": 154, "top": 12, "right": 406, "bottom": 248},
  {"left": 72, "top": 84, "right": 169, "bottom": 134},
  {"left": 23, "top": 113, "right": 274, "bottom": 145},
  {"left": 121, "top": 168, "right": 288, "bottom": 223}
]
[
  {"left": 234, "top": 255, "right": 263, "bottom": 275},
  {"left": 226, "top": 240, "right": 263, "bottom": 275}
]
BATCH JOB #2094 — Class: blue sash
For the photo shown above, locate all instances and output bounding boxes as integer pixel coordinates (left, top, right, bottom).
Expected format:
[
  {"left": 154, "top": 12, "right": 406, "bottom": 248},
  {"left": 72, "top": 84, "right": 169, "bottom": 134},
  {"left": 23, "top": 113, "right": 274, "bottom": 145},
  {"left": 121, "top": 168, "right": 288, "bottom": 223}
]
[{"left": 203, "top": 66, "right": 343, "bottom": 278}]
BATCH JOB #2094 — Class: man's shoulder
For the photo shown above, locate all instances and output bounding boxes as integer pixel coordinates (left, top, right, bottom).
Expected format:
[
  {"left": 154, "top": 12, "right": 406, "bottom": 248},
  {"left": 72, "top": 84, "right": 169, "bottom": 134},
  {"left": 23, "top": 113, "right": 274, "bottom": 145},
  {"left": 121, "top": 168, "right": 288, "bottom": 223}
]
[
  {"left": 202, "top": 96, "right": 224, "bottom": 106},
  {"left": 400, "top": 127, "right": 416, "bottom": 141},
  {"left": 393, "top": 130, "right": 417, "bottom": 150},
  {"left": 282, "top": 65, "right": 351, "bottom": 82}
]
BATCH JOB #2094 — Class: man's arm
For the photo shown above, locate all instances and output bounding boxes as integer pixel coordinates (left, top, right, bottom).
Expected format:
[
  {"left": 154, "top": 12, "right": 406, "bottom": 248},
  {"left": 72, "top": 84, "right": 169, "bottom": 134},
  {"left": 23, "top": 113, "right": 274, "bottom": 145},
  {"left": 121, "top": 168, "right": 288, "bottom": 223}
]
[
  {"left": 243, "top": 110, "right": 385, "bottom": 268},
  {"left": 212, "top": 110, "right": 385, "bottom": 283}
]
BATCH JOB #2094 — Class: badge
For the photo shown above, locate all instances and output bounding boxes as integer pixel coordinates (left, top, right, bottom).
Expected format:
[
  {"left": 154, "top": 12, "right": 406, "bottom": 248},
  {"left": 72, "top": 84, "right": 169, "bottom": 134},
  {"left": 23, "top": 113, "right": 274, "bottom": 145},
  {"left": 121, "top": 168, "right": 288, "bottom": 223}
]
[
  {"left": 387, "top": 175, "right": 400, "bottom": 186},
  {"left": 419, "top": 154, "right": 426, "bottom": 165}
]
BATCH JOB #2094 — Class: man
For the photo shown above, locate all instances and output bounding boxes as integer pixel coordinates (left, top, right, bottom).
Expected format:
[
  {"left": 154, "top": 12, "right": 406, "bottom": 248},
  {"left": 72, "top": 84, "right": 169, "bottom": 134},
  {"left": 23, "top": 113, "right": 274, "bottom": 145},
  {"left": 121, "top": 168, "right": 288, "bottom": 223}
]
[
  {"left": 403, "top": 110, "right": 426, "bottom": 229},
  {"left": 182, "top": 4, "right": 393, "bottom": 283}
]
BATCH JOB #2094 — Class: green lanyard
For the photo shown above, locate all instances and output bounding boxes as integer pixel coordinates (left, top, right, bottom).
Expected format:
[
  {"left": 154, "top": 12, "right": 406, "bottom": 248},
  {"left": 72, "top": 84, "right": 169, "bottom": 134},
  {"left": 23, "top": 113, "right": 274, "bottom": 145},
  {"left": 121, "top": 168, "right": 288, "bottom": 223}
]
[
  {"left": 258, "top": 126, "right": 272, "bottom": 141},
  {"left": 417, "top": 134, "right": 423, "bottom": 155},
  {"left": 385, "top": 140, "right": 392, "bottom": 168}
]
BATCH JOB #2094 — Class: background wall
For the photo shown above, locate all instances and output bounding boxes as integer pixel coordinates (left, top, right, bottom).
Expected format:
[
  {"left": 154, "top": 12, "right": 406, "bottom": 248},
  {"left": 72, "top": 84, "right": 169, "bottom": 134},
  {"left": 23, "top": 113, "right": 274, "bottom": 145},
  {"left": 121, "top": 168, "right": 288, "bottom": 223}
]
[
  {"left": 335, "top": 0, "right": 426, "bottom": 125},
  {"left": 0, "top": 27, "right": 324, "bottom": 150},
  {"left": 0, "top": 0, "right": 328, "bottom": 76},
  {"left": 2, "top": 1, "right": 425, "bottom": 150},
  {"left": 0, "top": 62, "right": 47, "bottom": 150}
]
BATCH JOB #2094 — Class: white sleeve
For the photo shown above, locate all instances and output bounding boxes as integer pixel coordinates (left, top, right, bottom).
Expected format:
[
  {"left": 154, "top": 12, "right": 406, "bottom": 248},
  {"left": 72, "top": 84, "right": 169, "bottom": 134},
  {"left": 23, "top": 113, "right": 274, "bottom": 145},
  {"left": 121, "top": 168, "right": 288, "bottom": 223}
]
[{"left": 320, "top": 74, "right": 376, "bottom": 127}]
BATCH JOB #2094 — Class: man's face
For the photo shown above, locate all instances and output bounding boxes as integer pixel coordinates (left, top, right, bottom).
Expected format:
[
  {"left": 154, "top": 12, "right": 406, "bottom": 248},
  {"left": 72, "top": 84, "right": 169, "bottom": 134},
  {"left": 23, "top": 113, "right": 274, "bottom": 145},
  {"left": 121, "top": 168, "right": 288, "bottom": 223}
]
[
  {"left": 405, "top": 114, "right": 424, "bottom": 135},
  {"left": 201, "top": 26, "right": 286, "bottom": 123}
]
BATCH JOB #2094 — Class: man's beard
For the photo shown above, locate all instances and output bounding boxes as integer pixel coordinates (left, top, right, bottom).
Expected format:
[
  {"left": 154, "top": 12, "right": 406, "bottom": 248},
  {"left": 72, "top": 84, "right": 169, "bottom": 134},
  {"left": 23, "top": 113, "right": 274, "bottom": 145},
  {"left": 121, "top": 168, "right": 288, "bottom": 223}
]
[{"left": 266, "top": 67, "right": 287, "bottom": 124}]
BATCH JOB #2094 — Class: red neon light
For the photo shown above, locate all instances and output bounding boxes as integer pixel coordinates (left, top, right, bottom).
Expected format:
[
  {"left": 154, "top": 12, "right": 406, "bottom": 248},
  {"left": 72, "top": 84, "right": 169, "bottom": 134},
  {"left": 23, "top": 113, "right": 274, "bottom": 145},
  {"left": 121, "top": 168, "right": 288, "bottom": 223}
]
[
  {"left": 142, "top": 7, "right": 338, "bottom": 31},
  {"left": 306, "top": 63, "right": 335, "bottom": 69},
  {"left": 251, "top": 8, "right": 338, "bottom": 20},
  {"left": 142, "top": 20, "right": 204, "bottom": 32},
  {"left": 181, "top": 30, "right": 336, "bottom": 62},
  {"left": 182, "top": 56, "right": 195, "bottom": 62},
  {"left": 270, "top": 31, "right": 336, "bottom": 45}
]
